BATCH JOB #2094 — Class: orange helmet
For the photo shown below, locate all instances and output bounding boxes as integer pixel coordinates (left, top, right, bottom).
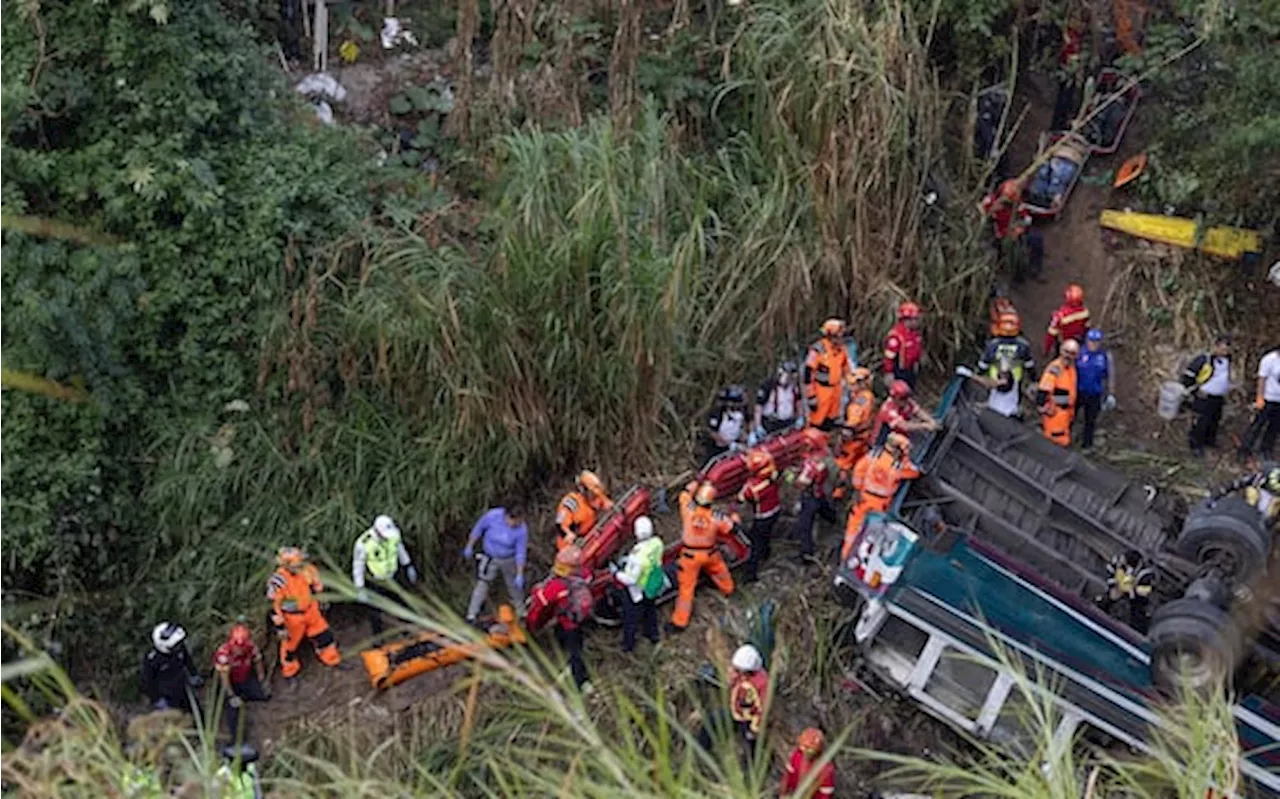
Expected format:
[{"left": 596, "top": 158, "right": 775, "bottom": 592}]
[
  {"left": 801, "top": 428, "right": 829, "bottom": 453},
  {"left": 1064, "top": 284, "right": 1085, "bottom": 305},
  {"left": 886, "top": 432, "right": 911, "bottom": 455},
  {"left": 577, "top": 470, "right": 606, "bottom": 498},
  {"left": 554, "top": 545, "right": 583, "bottom": 576},
  {"left": 998, "top": 178, "right": 1022, "bottom": 201},
  {"left": 228, "top": 623, "right": 252, "bottom": 646},
  {"left": 889, "top": 380, "right": 913, "bottom": 400},
  {"left": 821, "top": 318, "right": 845, "bottom": 337},
  {"left": 745, "top": 449, "right": 776, "bottom": 476},
  {"left": 992, "top": 310, "right": 1022, "bottom": 337},
  {"left": 798, "top": 727, "right": 825, "bottom": 756},
  {"left": 694, "top": 481, "right": 718, "bottom": 506},
  {"left": 276, "top": 547, "right": 306, "bottom": 568},
  {"left": 846, "top": 366, "right": 872, "bottom": 386},
  {"left": 897, "top": 301, "right": 921, "bottom": 320}
]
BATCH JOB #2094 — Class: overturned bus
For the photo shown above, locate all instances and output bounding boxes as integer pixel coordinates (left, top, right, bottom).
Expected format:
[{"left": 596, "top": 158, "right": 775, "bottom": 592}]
[{"left": 834, "top": 378, "right": 1280, "bottom": 795}]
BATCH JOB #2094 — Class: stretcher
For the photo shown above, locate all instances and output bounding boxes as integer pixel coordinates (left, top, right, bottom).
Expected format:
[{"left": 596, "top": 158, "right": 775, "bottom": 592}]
[
  {"left": 1081, "top": 68, "right": 1141, "bottom": 155},
  {"left": 1023, "top": 133, "right": 1091, "bottom": 220},
  {"left": 1099, "top": 210, "right": 1264, "bottom": 260},
  {"left": 360, "top": 605, "right": 525, "bottom": 689}
]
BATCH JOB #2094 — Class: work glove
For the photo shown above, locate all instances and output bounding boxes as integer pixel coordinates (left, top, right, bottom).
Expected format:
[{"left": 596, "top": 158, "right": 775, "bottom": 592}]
[
  {"left": 793, "top": 415, "right": 805, "bottom": 430},
  {"left": 1103, "top": 395, "right": 1117, "bottom": 412},
  {"left": 406, "top": 564, "right": 419, "bottom": 584},
  {"left": 229, "top": 696, "right": 244, "bottom": 709},
  {"left": 515, "top": 573, "right": 525, "bottom": 590},
  {"left": 746, "top": 430, "right": 759, "bottom": 447},
  {"left": 954, "top": 365, "right": 974, "bottom": 379},
  {"left": 356, "top": 589, "right": 369, "bottom": 603},
  {"left": 463, "top": 545, "right": 474, "bottom": 559}
]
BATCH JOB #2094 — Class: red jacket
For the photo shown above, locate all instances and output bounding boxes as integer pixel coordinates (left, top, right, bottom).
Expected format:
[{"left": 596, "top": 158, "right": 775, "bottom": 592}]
[
  {"left": 1044, "top": 302, "right": 1091, "bottom": 355},
  {"left": 797, "top": 456, "right": 830, "bottom": 500},
  {"left": 780, "top": 747, "right": 836, "bottom": 798},
  {"left": 527, "top": 574, "right": 588, "bottom": 632},
  {"left": 729, "top": 668, "right": 770, "bottom": 736},
  {"left": 738, "top": 474, "right": 781, "bottom": 519},
  {"left": 980, "top": 192, "right": 1030, "bottom": 240},
  {"left": 872, "top": 397, "right": 922, "bottom": 440},
  {"left": 881, "top": 322, "right": 923, "bottom": 377}
]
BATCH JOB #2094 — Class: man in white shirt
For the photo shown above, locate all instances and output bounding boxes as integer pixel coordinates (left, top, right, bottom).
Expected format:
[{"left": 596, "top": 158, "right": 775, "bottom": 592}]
[
  {"left": 752, "top": 361, "right": 801, "bottom": 441},
  {"left": 1249, "top": 345, "right": 1280, "bottom": 458},
  {"left": 1180, "top": 335, "right": 1233, "bottom": 457},
  {"left": 704, "top": 385, "right": 747, "bottom": 465}
]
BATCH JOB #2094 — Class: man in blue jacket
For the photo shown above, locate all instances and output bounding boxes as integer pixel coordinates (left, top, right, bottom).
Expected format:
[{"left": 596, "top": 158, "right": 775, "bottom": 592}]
[
  {"left": 1076, "top": 329, "right": 1116, "bottom": 449},
  {"left": 464, "top": 505, "right": 529, "bottom": 623}
]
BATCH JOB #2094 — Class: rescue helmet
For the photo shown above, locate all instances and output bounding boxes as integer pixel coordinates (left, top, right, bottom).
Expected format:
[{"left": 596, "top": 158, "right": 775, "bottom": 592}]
[
  {"left": 1087, "top": 328, "right": 1105, "bottom": 342},
  {"left": 801, "top": 427, "right": 829, "bottom": 453},
  {"left": 992, "top": 310, "right": 1022, "bottom": 337},
  {"left": 998, "top": 178, "right": 1022, "bottom": 201},
  {"left": 889, "top": 379, "right": 913, "bottom": 400},
  {"left": 897, "top": 301, "right": 922, "bottom": 320},
  {"left": 228, "top": 623, "right": 252, "bottom": 647},
  {"left": 577, "top": 470, "right": 607, "bottom": 498},
  {"left": 885, "top": 432, "right": 911, "bottom": 455},
  {"left": 694, "top": 481, "right": 718, "bottom": 507},
  {"left": 152, "top": 622, "right": 187, "bottom": 654},
  {"left": 554, "top": 545, "right": 583, "bottom": 576},
  {"left": 798, "top": 727, "right": 826, "bottom": 756},
  {"left": 746, "top": 449, "right": 776, "bottom": 476},
  {"left": 720, "top": 384, "right": 747, "bottom": 405},
  {"left": 276, "top": 546, "right": 306, "bottom": 569},
  {"left": 731, "top": 644, "right": 764, "bottom": 672},
  {"left": 1060, "top": 338, "right": 1081, "bottom": 358},
  {"left": 779, "top": 360, "right": 799, "bottom": 375},
  {"left": 846, "top": 366, "right": 873, "bottom": 386},
  {"left": 634, "top": 516, "right": 655, "bottom": 541},
  {"left": 373, "top": 514, "right": 401, "bottom": 541},
  {"left": 821, "top": 318, "right": 845, "bottom": 337},
  {"left": 1064, "top": 284, "right": 1085, "bottom": 305}
]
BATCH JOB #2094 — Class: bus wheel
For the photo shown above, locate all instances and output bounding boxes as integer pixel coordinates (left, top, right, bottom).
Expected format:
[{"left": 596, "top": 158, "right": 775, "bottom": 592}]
[
  {"left": 1176, "top": 497, "right": 1270, "bottom": 583},
  {"left": 1148, "top": 597, "right": 1240, "bottom": 694}
]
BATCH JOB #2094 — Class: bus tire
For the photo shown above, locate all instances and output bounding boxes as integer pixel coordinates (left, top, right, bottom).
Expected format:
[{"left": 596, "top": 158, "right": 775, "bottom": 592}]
[
  {"left": 1148, "top": 597, "right": 1240, "bottom": 693},
  {"left": 1176, "top": 497, "right": 1271, "bottom": 583}
]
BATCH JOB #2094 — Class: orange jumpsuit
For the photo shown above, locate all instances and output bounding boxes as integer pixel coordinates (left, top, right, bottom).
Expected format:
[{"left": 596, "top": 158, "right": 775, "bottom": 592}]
[
  {"left": 833, "top": 387, "right": 876, "bottom": 499},
  {"left": 267, "top": 564, "right": 341, "bottom": 678},
  {"left": 803, "top": 339, "right": 850, "bottom": 430},
  {"left": 1037, "top": 357, "right": 1078, "bottom": 447},
  {"left": 842, "top": 450, "right": 920, "bottom": 559},
  {"left": 670, "top": 488, "right": 736, "bottom": 629},
  {"left": 555, "top": 490, "right": 610, "bottom": 551}
]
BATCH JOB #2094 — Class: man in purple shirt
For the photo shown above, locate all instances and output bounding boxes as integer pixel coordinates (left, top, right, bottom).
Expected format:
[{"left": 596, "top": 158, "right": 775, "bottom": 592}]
[{"left": 463, "top": 505, "right": 529, "bottom": 623}]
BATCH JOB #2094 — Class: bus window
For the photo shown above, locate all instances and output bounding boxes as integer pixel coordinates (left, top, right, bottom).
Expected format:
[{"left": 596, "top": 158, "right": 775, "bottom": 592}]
[
  {"left": 923, "top": 647, "right": 999, "bottom": 721},
  {"left": 987, "top": 683, "right": 1048, "bottom": 757},
  {"left": 867, "top": 615, "right": 930, "bottom": 685}
]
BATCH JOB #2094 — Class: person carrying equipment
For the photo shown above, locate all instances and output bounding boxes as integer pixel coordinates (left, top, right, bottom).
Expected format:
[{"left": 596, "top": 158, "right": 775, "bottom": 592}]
[
  {"left": 670, "top": 481, "right": 737, "bottom": 631},
  {"left": 555, "top": 471, "right": 614, "bottom": 551},
  {"left": 141, "top": 622, "right": 202, "bottom": 714},
  {"left": 613, "top": 516, "right": 664, "bottom": 653},
  {"left": 753, "top": 361, "right": 803, "bottom": 442},
  {"left": 792, "top": 428, "right": 837, "bottom": 564},
  {"left": 728, "top": 644, "right": 770, "bottom": 747},
  {"left": 1037, "top": 338, "right": 1080, "bottom": 447},
  {"left": 804, "top": 319, "right": 852, "bottom": 430},
  {"left": 267, "top": 547, "right": 343, "bottom": 683},
  {"left": 957, "top": 306, "right": 1036, "bottom": 419},
  {"left": 882, "top": 301, "right": 924, "bottom": 390},
  {"left": 463, "top": 505, "right": 529, "bottom": 625},
  {"left": 1075, "top": 329, "right": 1117, "bottom": 450},
  {"left": 528, "top": 546, "right": 595, "bottom": 692},
  {"left": 833, "top": 368, "right": 876, "bottom": 500},
  {"left": 738, "top": 449, "right": 781, "bottom": 583},
  {"left": 1096, "top": 550, "right": 1155, "bottom": 631},
  {"left": 1043, "top": 284, "right": 1091, "bottom": 357},
  {"left": 214, "top": 622, "right": 269, "bottom": 740},
  {"left": 1181, "top": 335, "right": 1234, "bottom": 458},
  {"left": 980, "top": 179, "right": 1043, "bottom": 283},
  {"left": 352, "top": 514, "right": 419, "bottom": 636},
  {"left": 705, "top": 385, "right": 748, "bottom": 464},
  {"left": 781, "top": 727, "right": 836, "bottom": 798},
  {"left": 1209, "top": 466, "right": 1280, "bottom": 526},
  {"left": 872, "top": 380, "right": 939, "bottom": 443},
  {"left": 842, "top": 434, "right": 921, "bottom": 560}
]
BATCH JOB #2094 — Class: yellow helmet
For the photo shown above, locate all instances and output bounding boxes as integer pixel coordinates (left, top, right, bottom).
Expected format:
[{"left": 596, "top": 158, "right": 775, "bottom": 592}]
[{"left": 577, "top": 470, "right": 606, "bottom": 498}]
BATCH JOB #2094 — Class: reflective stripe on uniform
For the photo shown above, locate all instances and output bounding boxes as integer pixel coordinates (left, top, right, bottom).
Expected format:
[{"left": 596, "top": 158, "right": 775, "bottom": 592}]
[{"left": 358, "top": 530, "right": 399, "bottom": 580}]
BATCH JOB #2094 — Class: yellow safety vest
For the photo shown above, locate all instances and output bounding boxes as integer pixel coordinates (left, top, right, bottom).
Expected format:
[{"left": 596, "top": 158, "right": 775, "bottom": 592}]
[{"left": 358, "top": 530, "right": 400, "bottom": 581}]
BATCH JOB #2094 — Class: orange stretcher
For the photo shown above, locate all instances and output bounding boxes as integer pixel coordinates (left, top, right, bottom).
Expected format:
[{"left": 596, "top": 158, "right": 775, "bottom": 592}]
[{"left": 360, "top": 605, "right": 525, "bottom": 689}]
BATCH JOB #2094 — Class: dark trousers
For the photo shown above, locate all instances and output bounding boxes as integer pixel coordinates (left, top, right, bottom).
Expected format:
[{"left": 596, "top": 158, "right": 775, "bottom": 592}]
[
  {"left": 1078, "top": 392, "right": 1103, "bottom": 449},
  {"left": 761, "top": 416, "right": 793, "bottom": 434},
  {"left": 793, "top": 495, "right": 837, "bottom": 557},
  {"left": 224, "top": 674, "right": 270, "bottom": 740},
  {"left": 743, "top": 515, "right": 778, "bottom": 581},
  {"left": 555, "top": 626, "right": 589, "bottom": 688},
  {"left": 1002, "top": 229, "right": 1045, "bottom": 284},
  {"left": 1254, "top": 401, "right": 1280, "bottom": 457},
  {"left": 1189, "top": 394, "right": 1226, "bottom": 451},
  {"left": 1052, "top": 77, "right": 1081, "bottom": 131},
  {"left": 702, "top": 440, "right": 729, "bottom": 468},
  {"left": 366, "top": 579, "right": 399, "bottom": 636},
  {"left": 621, "top": 593, "right": 659, "bottom": 652},
  {"left": 892, "top": 367, "right": 919, "bottom": 391}
]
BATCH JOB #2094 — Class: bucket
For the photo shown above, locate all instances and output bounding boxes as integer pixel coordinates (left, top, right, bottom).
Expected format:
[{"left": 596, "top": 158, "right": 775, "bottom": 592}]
[{"left": 1157, "top": 381, "right": 1184, "bottom": 421}]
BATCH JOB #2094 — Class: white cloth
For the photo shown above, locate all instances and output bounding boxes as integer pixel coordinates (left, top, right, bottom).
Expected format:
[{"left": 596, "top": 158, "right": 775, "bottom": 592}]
[
  {"left": 715, "top": 409, "right": 746, "bottom": 445},
  {"left": 986, "top": 384, "right": 1020, "bottom": 417},
  {"left": 762, "top": 384, "right": 798, "bottom": 421},
  {"left": 1259, "top": 351, "right": 1280, "bottom": 403},
  {"left": 1201, "top": 356, "right": 1231, "bottom": 397}
]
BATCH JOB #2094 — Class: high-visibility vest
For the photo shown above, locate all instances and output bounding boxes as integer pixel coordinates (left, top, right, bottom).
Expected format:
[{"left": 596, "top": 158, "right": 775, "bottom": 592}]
[
  {"left": 215, "top": 763, "right": 258, "bottom": 799},
  {"left": 358, "top": 529, "right": 400, "bottom": 581}
]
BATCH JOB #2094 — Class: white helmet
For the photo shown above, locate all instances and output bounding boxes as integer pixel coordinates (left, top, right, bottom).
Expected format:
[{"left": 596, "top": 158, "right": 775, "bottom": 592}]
[
  {"left": 634, "top": 516, "right": 654, "bottom": 541},
  {"left": 152, "top": 622, "right": 187, "bottom": 654},
  {"left": 731, "top": 644, "right": 763, "bottom": 672},
  {"left": 373, "top": 514, "right": 401, "bottom": 541}
]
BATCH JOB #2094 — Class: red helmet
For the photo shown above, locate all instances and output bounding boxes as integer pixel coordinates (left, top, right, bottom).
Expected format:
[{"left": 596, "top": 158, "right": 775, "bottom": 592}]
[
  {"left": 992, "top": 310, "right": 1022, "bottom": 337},
  {"left": 889, "top": 380, "right": 913, "bottom": 400},
  {"left": 745, "top": 449, "right": 776, "bottom": 476},
  {"left": 798, "top": 727, "right": 825, "bottom": 756},
  {"left": 228, "top": 623, "right": 252, "bottom": 647},
  {"left": 998, "top": 179, "right": 1022, "bottom": 201},
  {"left": 897, "top": 301, "right": 921, "bottom": 320},
  {"left": 1064, "top": 284, "right": 1085, "bottom": 306},
  {"left": 801, "top": 428, "right": 829, "bottom": 453}
]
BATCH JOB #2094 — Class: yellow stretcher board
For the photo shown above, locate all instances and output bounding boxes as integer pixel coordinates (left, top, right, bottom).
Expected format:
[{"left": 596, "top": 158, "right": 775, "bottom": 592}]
[{"left": 1099, "top": 210, "right": 1263, "bottom": 260}]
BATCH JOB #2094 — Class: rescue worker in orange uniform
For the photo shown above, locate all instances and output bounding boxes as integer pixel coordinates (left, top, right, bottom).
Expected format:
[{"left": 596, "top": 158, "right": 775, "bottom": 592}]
[
  {"left": 1044, "top": 283, "right": 1091, "bottom": 357},
  {"left": 669, "top": 481, "right": 737, "bottom": 631},
  {"left": 882, "top": 302, "right": 925, "bottom": 390},
  {"left": 267, "top": 547, "right": 344, "bottom": 683},
  {"left": 1037, "top": 338, "right": 1080, "bottom": 447},
  {"left": 555, "top": 470, "right": 613, "bottom": 551},
  {"left": 803, "top": 319, "right": 851, "bottom": 430},
  {"left": 833, "top": 367, "right": 876, "bottom": 500},
  {"left": 780, "top": 727, "right": 836, "bottom": 798},
  {"left": 842, "top": 434, "right": 920, "bottom": 560},
  {"left": 728, "top": 644, "right": 769, "bottom": 748}
]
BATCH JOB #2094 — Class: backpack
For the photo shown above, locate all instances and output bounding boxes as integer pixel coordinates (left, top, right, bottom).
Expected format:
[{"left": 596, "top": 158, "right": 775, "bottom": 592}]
[
  {"left": 641, "top": 561, "right": 668, "bottom": 600},
  {"left": 563, "top": 579, "right": 595, "bottom": 627}
]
